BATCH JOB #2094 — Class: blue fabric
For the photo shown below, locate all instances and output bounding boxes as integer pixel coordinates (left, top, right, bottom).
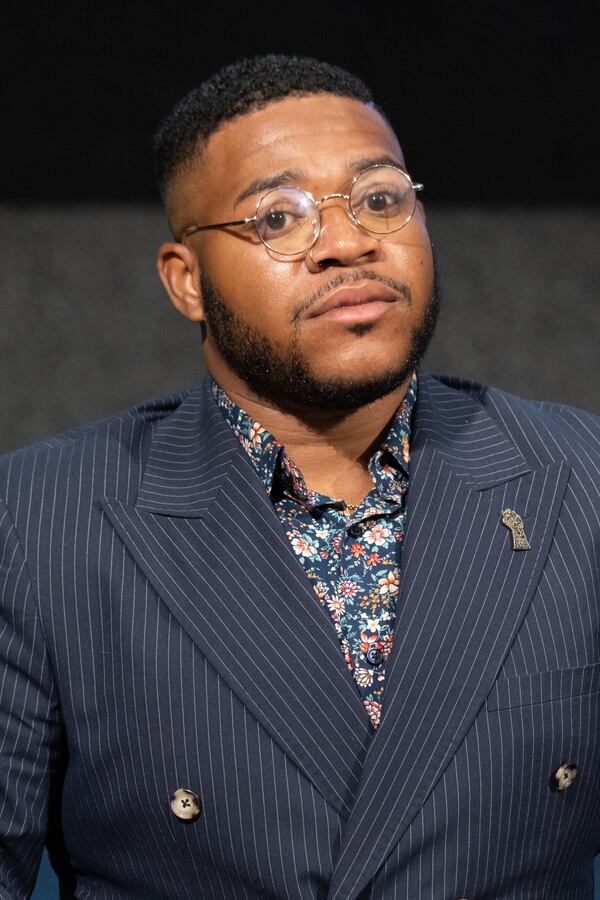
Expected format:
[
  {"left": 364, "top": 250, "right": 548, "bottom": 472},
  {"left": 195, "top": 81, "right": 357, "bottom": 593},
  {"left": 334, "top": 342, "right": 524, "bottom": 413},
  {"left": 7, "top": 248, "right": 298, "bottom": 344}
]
[
  {"left": 29, "top": 850, "right": 600, "bottom": 897},
  {"left": 31, "top": 852, "right": 56, "bottom": 898},
  {"left": 30, "top": 854, "right": 600, "bottom": 899},
  {"left": 2, "top": 371, "right": 600, "bottom": 899}
]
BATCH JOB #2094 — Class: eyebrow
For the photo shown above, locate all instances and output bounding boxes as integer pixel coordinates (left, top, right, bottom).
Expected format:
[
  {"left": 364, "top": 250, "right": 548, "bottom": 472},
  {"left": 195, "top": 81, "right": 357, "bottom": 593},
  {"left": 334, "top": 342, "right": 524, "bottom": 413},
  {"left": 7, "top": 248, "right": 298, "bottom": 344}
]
[
  {"left": 233, "top": 154, "right": 407, "bottom": 208},
  {"left": 350, "top": 154, "right": 406, "bottom": 174},
  {"left": 233, "top": 169, "right": 306, "bottom": 208}
]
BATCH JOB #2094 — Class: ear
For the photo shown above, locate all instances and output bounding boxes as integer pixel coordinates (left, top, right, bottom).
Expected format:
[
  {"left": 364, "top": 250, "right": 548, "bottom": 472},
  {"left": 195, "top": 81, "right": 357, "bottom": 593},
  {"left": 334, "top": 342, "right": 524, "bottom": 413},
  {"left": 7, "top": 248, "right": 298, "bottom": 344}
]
[
  {"left": 416, "top": 198, "right": 426, "bottom": 222},
  {"left": 156, "top": 242, "right": 205, "bottom": 323}
]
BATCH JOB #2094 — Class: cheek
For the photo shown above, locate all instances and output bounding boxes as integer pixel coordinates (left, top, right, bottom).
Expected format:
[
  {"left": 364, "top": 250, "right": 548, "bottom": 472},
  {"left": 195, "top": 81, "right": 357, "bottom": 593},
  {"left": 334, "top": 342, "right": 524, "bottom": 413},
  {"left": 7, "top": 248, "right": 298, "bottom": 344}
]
[
  {"left": 202, "top": 239, "right": 302, "bottom": 334},
  {"left": 383, "top": 237, "right": 435, "bottom": 305}
]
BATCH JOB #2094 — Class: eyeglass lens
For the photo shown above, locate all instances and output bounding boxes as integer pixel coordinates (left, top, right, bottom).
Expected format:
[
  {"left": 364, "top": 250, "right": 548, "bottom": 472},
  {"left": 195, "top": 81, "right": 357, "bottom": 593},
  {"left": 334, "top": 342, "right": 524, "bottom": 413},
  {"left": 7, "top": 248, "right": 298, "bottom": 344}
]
[
  {"left": 254, "top": 166, "right": 416, "bottom": 255},
  {"left": 254, "top": 188, "right": 320, "bottom": 256}
]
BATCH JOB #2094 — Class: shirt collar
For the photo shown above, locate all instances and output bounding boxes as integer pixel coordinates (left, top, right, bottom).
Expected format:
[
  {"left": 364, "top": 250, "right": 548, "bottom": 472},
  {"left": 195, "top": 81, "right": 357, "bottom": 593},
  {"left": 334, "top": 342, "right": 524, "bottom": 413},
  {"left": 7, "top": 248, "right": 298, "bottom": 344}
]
[
  {"left": 209, "top": 374, "right": 417, "bottom": 500},
  {"left": 209, "top": 380, "right": 284, "bottom": 496},
  {"left": 371, "top": 373, "right": 417, "bottom": 478}
]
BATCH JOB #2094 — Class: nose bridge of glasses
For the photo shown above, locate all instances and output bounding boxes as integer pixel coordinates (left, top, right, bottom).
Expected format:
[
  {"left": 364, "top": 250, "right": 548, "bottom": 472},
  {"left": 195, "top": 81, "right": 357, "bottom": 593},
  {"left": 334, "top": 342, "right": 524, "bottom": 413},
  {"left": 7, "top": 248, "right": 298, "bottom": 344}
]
[
  {"left": 315, "top": 192, "right": 350, "bottom": 206},
  {"left": 313, "top": 191, "right": 360, "bottom": 232}
]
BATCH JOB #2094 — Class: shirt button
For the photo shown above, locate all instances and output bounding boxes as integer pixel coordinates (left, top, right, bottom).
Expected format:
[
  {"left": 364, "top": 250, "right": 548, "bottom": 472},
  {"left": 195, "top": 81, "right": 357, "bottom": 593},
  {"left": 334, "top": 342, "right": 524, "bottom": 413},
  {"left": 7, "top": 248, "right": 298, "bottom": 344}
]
[
  {"left": 348, "top": 524, "right": 362, "bottom": 537},
  {"left": 365, "top": 647, "right": 384, "bottom": 667}
]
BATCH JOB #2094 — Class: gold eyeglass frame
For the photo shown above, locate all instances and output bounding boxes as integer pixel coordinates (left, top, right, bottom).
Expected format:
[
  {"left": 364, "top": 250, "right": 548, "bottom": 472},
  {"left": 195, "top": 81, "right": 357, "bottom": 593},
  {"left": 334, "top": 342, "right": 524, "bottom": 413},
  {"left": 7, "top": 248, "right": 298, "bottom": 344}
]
[{"left": 179, "top": 164, "right": 424, "bottom": 255}]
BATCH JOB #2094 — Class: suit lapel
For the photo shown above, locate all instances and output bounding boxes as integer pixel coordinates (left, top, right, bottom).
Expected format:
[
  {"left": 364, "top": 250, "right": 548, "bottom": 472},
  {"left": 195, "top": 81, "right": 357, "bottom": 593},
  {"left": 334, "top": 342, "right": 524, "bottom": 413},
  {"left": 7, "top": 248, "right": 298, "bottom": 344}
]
[
  {"left": 328, "top": 375, "right": 571, "bottom": 899},
  {"left": 101, "top": 379, "right": 371, "bottom": 819}
]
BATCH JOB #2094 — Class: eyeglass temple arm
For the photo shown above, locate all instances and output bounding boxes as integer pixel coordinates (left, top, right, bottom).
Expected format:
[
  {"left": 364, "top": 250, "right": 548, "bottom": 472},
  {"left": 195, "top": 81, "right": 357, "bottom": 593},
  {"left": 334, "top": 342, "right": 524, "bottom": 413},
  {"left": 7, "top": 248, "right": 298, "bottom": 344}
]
[{"left": 180, "top": 217, "right": 254, "bottom": 242}]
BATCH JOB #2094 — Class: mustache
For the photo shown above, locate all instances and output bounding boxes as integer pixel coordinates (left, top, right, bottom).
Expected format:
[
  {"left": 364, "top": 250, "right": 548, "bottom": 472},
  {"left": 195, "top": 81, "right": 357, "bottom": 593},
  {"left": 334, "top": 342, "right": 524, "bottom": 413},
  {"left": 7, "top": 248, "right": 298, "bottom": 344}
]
[{"left": 292, "top": 271, "right": 411, "bottom": 323}]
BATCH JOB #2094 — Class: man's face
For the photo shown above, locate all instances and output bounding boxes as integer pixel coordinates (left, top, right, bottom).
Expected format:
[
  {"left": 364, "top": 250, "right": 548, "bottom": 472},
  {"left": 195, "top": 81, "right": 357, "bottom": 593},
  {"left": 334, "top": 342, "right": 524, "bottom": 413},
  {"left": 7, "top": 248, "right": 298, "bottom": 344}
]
[{"left": 165, "top": 94, "right": 437, "bottom": 411}]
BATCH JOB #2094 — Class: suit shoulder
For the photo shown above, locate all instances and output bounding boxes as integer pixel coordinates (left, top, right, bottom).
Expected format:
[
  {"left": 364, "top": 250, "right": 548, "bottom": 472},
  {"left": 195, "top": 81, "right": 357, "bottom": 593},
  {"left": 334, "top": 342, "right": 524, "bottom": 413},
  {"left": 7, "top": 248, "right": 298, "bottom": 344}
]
[
  {"left": 0, "top": 385, "right": 196, "bottom": 505},
  {"left": 428, "top": 373, "right": 600, "bottom": 461}
]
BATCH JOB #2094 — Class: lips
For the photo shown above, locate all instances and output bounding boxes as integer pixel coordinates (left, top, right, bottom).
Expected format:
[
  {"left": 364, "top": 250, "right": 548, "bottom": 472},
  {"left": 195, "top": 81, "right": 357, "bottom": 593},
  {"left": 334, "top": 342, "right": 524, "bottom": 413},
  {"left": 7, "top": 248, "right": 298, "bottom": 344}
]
[{"left": 306, "top": 282, "right": 404, "bottom": 319}]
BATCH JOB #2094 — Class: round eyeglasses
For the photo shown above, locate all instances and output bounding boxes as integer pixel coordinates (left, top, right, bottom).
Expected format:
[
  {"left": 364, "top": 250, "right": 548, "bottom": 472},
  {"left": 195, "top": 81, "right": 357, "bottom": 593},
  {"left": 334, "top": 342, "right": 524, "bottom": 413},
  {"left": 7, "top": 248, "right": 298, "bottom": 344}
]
[{"left": 180, "top": 164, "right": 423, "bottom": 257}]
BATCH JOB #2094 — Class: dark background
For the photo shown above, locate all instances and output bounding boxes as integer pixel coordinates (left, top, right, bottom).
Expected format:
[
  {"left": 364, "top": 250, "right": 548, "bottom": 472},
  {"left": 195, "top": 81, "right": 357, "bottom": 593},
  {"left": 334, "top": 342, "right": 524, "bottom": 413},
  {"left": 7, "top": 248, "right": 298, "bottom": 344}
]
[
  {"left": 1, "top": 1, "right": 599, "bottom": 895},
  {"left": 1, "top": 1, "right": 597, "bottom": 205}
]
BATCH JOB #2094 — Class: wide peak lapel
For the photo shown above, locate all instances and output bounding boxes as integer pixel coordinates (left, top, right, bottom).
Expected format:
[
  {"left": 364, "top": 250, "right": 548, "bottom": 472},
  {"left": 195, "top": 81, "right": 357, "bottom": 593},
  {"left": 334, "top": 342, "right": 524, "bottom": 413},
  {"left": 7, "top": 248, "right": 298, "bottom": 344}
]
[
  {"left": 102, "top": 377, "right": 371, "bottom": 818},
  {"left": 409, "top": 373, "right": 533, "bottom": 487},
  {"left": 328, "top": 375, "right": 571, "bottom": 899},
  {"left": 135, "top": 377, "right": 240, "bottom": 516}
]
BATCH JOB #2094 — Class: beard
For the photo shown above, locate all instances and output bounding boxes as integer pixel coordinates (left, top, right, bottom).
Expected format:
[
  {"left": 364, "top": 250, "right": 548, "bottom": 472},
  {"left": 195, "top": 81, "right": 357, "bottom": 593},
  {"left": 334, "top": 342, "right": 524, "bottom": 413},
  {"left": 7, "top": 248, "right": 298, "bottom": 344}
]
[{"left": 200, "top": 255, "right": 440, "bottom": 412}]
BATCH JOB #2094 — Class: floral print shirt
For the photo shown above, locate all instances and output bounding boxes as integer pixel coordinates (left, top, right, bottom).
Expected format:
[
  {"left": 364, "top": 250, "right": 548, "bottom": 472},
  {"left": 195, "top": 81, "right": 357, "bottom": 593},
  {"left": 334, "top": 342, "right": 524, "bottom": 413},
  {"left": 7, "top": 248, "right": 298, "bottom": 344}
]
[{"left": 210, "top": 375, "right": 417, "bottom": 729}]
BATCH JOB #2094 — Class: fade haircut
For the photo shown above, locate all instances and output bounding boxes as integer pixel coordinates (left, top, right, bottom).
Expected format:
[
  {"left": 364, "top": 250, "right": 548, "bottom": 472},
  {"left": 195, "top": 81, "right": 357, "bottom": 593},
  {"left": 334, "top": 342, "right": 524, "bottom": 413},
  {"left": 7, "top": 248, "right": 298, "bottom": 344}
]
[{"left": 153, "top": 54, "right": 375, "bottom": 201}]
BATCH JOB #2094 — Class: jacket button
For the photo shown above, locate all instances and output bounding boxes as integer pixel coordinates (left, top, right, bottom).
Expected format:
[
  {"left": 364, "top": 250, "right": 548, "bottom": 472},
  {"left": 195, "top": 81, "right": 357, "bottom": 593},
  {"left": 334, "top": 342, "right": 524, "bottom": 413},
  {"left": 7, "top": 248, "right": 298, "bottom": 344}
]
[
  {"left": 348, "top": 524, "right": 362, "bottom": 537},
  {"left": 170, "top": 788, "right": 202, "bottom": 821},
  {"left": 550, "top": 762, "right": 577, "bottom": 792}
]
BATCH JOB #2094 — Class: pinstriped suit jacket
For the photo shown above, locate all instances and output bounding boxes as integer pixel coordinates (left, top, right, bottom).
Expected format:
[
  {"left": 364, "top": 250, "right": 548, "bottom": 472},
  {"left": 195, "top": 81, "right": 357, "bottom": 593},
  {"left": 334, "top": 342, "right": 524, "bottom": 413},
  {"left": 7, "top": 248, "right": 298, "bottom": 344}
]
[{"left": 1, "top": 372, "right": 599, "bottom": 900}]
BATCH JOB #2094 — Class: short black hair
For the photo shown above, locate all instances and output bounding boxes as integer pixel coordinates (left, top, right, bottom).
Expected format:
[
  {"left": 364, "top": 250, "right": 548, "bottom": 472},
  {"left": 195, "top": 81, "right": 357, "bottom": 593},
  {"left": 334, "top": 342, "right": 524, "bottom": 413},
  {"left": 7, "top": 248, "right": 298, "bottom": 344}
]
[{"left": 153, "top": 54, "right": 375, "bottom": 200}]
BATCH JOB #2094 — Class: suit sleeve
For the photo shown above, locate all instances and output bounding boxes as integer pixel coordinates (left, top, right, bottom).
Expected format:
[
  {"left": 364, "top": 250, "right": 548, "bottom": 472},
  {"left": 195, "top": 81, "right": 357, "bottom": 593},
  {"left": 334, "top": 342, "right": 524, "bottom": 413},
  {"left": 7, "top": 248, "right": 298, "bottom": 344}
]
[{"left": 0, "top": 497, "right": 64, "bottom": 899}]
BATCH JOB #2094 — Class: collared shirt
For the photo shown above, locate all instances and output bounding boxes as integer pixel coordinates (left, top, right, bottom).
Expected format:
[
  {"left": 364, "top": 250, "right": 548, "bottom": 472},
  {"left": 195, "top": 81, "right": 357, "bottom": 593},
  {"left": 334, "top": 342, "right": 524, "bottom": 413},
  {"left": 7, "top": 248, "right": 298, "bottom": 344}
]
[{"left": 210, "top": 375, "right": 417, "bottom": 729}]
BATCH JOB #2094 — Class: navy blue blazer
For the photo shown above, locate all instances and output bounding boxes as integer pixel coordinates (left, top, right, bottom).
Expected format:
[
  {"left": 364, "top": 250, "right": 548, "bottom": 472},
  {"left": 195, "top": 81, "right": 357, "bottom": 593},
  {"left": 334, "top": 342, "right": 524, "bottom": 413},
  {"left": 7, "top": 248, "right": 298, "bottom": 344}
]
[{"left": 1, "top": 372, "right": 599, "bottom": 899}]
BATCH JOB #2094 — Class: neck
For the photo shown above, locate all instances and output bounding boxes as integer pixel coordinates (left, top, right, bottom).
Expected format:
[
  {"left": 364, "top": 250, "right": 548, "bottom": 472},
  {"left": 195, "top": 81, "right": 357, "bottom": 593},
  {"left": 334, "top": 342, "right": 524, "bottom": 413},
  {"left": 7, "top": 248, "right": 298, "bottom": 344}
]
[{"left": 208, "top": 366, "right": 414, "bottom": 505}]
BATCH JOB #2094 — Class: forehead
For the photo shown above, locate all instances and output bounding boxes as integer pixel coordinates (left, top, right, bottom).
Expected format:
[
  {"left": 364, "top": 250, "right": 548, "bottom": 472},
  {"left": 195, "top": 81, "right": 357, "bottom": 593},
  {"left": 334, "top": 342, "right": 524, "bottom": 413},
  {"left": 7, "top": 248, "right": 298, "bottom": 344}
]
[{"left": 202, "top": 94, "right": 405, "bottom": 198}]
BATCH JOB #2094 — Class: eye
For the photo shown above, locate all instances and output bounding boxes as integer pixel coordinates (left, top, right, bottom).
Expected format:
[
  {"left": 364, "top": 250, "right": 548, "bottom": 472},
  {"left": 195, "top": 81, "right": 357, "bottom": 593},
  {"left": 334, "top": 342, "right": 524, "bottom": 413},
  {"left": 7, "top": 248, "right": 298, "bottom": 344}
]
[
  {"left": 355, "top": 185, "right": 406, "bottom": 216},
  {"left": 256, "top": 204, "right": 305, "bottom": 237},
  {"left": 254, "top": 186, "right": 317, "bottom": 247},
  {"left": 371, "top": 189, "right": 403, "bottom": 212},
  {"left": 264, "top": 210, "right": 293, "bottom": 231}
]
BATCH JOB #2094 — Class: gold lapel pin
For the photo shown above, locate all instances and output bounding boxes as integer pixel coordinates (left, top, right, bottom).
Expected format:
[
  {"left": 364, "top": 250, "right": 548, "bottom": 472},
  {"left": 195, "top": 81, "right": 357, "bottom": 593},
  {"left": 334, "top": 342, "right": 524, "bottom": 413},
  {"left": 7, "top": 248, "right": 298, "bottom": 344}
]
[{"left": 501, "top": 508, "right": 531, "bottom": 550}]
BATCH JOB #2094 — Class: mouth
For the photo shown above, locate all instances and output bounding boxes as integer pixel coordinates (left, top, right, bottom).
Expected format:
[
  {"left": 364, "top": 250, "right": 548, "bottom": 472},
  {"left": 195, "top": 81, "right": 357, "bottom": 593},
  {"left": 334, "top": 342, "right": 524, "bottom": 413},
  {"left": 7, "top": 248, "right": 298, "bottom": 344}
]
[{"left": 306, "top": 282, "right": 408, "bottom": 324}]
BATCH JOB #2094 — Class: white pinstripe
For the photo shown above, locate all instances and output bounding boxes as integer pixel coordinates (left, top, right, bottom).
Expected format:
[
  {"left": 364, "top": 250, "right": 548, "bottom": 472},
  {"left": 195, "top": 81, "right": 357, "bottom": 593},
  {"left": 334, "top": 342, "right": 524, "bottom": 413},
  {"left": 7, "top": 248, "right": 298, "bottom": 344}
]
[{"left": 1, "top": 373, "right": 599, "bottom": 898}]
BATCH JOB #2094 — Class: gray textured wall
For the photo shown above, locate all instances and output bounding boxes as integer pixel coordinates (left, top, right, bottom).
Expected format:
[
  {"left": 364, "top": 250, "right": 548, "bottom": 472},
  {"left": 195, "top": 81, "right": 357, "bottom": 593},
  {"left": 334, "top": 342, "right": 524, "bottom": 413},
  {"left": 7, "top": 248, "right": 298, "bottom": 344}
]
[{"left": 1, "top": 205, "right": 598, "bottom": 455}]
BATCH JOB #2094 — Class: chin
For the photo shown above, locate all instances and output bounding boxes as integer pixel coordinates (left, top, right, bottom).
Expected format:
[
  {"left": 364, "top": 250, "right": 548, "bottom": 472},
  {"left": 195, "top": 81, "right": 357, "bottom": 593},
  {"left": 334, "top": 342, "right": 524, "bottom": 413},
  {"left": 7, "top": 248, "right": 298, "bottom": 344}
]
[{"left": 310, "top": 350, "right": 413, "bottom": 384}]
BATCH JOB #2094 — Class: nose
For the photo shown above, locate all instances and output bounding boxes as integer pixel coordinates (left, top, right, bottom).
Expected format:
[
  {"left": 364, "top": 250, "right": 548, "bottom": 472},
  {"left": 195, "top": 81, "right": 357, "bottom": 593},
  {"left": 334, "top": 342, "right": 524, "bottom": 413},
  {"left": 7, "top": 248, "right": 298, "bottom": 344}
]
[{"left": 305, "top": 200, "right": 381, "bottom": 272}]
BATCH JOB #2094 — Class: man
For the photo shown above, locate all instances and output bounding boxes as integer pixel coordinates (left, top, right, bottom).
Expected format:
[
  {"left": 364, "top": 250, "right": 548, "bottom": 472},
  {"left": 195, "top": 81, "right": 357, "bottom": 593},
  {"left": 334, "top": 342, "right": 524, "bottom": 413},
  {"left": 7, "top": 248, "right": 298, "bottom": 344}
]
[{"left": 1, "top": 54, "right": 599, "bottom": 900}]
